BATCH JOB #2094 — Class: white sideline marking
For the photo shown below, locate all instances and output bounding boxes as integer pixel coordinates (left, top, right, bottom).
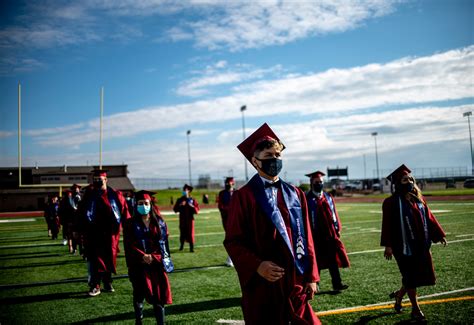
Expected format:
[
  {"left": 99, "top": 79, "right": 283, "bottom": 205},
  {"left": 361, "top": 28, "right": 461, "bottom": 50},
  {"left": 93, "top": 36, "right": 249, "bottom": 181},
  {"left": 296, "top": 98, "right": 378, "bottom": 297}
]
[
  {"left": 216, "top": 320, "right": 244, "bottom": 324},
  {"left": 0, "top": 218, "right": 36, "bottom": 223},
  {"left": 319, "top": 287, "right": 474, "bottom": 314},
  {"left": 169, "top": 231, "right": 224, "bottom": 238},
  {"left": 368, "top": 210, "right": 382, "bottom": 214},
  {"left": 161, "top": 209, "right": 218, "bottom": 216},
  {"left": 431, "top": 210, "right": 452, "bottom": 213},
  {"left": 455, "top": 234, "right": 474, "bottom": 237},
  {"left": 214, "top": 287, "right": 474, "bottom": 323}
]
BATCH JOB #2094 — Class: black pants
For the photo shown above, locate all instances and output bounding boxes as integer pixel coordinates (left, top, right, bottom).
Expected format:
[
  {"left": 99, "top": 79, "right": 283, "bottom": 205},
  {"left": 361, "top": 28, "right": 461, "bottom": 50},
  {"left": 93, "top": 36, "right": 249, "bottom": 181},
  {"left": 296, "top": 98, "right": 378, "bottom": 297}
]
[{"left": 329, "top": 264, "right": 342, "bottom": 289}]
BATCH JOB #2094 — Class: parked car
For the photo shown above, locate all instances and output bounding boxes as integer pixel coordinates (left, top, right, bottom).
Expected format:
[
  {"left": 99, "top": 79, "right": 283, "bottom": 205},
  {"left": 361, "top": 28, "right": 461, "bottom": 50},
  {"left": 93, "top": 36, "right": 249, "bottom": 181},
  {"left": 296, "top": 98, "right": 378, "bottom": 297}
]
[
  {"left": 345, "top": 181, "right": 363, "bottom": 191},
  {"left": 464, "top": 179, "right": 474, "bottom": 188},
  {"left": 372, "top": 183, "right": 381, "bottom": 191}
]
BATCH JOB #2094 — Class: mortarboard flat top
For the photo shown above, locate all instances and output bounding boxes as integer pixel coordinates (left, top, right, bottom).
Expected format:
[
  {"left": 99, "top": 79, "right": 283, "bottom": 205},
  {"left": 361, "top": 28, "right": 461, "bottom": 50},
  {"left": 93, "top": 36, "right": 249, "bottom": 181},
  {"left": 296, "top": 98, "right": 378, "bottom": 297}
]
[
  {"left": 134, "top": 190, "right": 156, "bottom": 201},
  {"left": 183, "top": 184, "right": 193, "bottom": 192},
  {"left": 386, "top": 164, "right": 411, "bottom": 182},
  {"left": 70, "top": 183, "right": 81, "bottom": 190},
  {"left": 305, "top": 170, "right": 326, "bottom": 178},
  {"left": 225, "top": 177, "right": 235, "bottom": 183},
  {"left": 92, "top": 169, "right": 108, "bottom": 177},
  {"left": 237, "top": 123, "right": 285, "bottom": 163}
]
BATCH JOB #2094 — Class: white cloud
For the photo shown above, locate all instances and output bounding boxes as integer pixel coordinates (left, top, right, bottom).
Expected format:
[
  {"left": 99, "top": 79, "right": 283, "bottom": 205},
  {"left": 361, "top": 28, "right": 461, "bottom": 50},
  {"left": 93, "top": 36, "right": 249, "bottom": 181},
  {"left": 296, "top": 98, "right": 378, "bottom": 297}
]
[
  {"left": 23, "top": 46, "right": 474, "bottom": 148},
  {"left": 176, "top": 63, "right": 283, "bottom": 96},
  {"left": 165, "top": 0, "right": 402, "bottom": 51},
  {"left": 0, "top": 131, "right": 14, "bottom": 138}
]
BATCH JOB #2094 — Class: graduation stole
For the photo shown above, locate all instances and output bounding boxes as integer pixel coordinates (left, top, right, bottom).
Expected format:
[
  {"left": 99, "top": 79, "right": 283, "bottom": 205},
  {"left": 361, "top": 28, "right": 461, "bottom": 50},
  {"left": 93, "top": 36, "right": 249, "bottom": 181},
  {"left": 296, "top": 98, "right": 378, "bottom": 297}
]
[
  {"left": 249, "top": 174, "right": 309, "bottom": 275},
  {"left": 398, "top": 196, "right": 431, "bottom": 256},
  {"left": 323, "top": 192, "right": 339, "bottom": 232},
  {"left": 158, "top": 218, "right": 174, "bottom": 273},
  {"left": 307, "top": 192, "right": 318, "bottom": 231},
  {"left": 85, "top": 187, "right": 122, "bottom": 224}
]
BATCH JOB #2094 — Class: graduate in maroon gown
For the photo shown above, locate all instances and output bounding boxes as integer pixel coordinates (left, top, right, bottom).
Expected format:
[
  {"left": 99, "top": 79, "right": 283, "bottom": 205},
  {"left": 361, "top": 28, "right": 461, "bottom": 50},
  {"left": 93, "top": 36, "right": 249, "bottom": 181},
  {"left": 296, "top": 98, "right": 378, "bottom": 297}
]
[
  {"left": 218, "top": 177, "right": 235, "bottom": 267},
  {"left": 305, "top": 170, "right": 350, "bottom": 291},
  {"left": 79, "top": 170, "right": 131, "bottom": 297},
  {"left": 124, "top": 191, "right": 173, "bottom": 325},
  {"left": 44, "top": 194, "right": 60, "bottom": 239},
  {"left": 381, "top": 164, "right": 447, "bottom": 322},
  {"left": 224, "top": 123, "right": 320, "bottom": 325},
  {"left": 59, "top": 184, "right": 82, "bottom": 254},
  {"left": 173, "top": 184, "right": 199, "bottom": 252}
]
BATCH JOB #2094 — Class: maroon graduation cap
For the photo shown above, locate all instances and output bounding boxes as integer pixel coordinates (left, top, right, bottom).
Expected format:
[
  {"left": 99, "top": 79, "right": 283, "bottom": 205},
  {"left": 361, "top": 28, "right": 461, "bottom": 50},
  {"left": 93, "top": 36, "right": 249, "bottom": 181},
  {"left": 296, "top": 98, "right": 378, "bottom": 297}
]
[
  {"left": 183, "top": 184, "right": 193, "bottom": 192},
  {"left": 224, "top": 177, "right": 235, "bottom": 184},
  {"left": 387, "top": 164, "right": 411, "bottom": 183},
  {"left": 237, "top": 123, "right": 285, "bottom": 163},
  {"left": 135, "top": 190, "right": 156, "bottom": 201},
  {"left": 92, "top": 169, "right": 108, "bottom": 177},
  {"left": 305, "top": 170, "right": 326, "bottom": 179},
  {"left": 70, "top": 183, "right": 81, "bottom": 190}
]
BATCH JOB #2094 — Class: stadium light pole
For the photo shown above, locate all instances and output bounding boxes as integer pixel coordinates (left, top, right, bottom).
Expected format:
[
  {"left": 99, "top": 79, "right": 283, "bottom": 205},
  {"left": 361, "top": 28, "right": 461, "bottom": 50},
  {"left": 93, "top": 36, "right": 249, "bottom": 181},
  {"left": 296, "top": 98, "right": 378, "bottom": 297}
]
[
  {"left": 463, "top": 111, "right": 474, "bottom": 175},
  {"left": 241, "top": 105, "right": 248, "bottom": 181},
  {"left": 99, "top": 87, "right": 104, "bottom": 170},
  {"left": 186, "top": 130, "right": 192, "bottom": 185},
  {"left": 371, "top": 132, "right": 380, "bottom": 180}
]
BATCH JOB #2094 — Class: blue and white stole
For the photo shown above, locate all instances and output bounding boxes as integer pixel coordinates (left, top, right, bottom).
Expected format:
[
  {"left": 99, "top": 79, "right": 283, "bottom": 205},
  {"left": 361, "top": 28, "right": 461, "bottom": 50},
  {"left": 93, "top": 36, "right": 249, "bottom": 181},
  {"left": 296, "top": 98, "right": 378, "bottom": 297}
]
[
  {"left": 85, "top": 187, "right": 122, "bottom": 224},
  {"left": 398, "top": 196, "right": 431, "bottom": 256},
  {"left": 323, "top": 192, "right": 339, "bottom": 232},
  {"left": 249, "top": 174, "right": 309, "bottom": 275},
  {"left": 158, "top": 218, "right": 174, "bottom": 273}
]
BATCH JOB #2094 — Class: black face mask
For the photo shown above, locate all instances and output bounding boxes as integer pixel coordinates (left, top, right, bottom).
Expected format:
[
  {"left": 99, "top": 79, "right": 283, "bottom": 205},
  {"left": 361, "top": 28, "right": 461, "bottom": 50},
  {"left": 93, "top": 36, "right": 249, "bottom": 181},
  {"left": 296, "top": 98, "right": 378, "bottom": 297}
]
[
  {"left": 256, "top": 157, "right": 283, "bottom": 177},
  {"left": 397, "top": 182, "right": 414, "bottom": 194},
  {"left": 312, "top": 183, "right": 324, "bottom": 193},
  {"left": 93, "top": 180, "right": 104, "bottom": 189},
  {"left": 225, "top": 184, "right": 232, "bottom": 190}
]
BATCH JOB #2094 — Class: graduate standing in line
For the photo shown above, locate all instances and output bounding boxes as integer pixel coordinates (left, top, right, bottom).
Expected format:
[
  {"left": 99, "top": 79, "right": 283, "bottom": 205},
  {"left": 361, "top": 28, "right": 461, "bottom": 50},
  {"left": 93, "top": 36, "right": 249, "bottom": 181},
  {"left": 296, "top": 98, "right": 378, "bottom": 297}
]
[
  {"left": 124, "top": 191, "right": 173, "bottom": 325},
  {"left": 217, "top": 177, "right": 235, "bottom": 267},
  {"left": 44, "top": 194, "right": 60, "bottom": 240},
  {"left": 59, "top": 184, "right": 82, "bottom": 254},
  {"left": 224, "top": 123, "right": 320, "bottom": 325},
  {"left": 381, "top": 164, "right": 447, "bottom": 322},
  {"left": 305, "top": 171, "right": 350, "bottom": 292},
  {"left": 78, "top": 170, "right": 130, "bottom": 296},
  {"left": 173, "top": 184, "right": 199, "bottom": 252}
]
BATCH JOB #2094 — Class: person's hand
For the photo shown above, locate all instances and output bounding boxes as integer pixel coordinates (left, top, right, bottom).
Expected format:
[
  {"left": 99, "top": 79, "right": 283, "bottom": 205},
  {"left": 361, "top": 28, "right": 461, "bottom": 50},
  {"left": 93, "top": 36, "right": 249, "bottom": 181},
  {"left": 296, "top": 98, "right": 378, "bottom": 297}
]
[
  {"left": 384, "top": 246, "right": 393, "bottom": 260},
  {"left": 257, "top": 261, "right": 285, "bottom": 282},
  {"left": 440, "top": 238, "right": 447, "bottom": 246},
  {"left": 143, "top": 254, "right": 153, "bottom": 265},
  {"left": 304, "top": 282, "right": 318, "bottom": 299},
  {"left": 180, "top": 200, "right": 186, "bottom": 206}
]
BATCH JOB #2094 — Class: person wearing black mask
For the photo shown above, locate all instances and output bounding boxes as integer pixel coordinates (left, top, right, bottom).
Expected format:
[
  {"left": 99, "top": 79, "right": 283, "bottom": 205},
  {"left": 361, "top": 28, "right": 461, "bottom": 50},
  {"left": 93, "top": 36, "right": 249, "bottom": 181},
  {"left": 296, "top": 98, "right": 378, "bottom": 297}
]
[
  {"left": 78, "top": 169, "right": 131, "bottom": 297},
  {"left": 381, "top": 164, "right": 447, "bottom": 322},
  {"left": 305, "top": 170, "right": 350, "bottom": 292},
  {"left": 218, "top": 177, "right": 235, "bottom": 267},
  {"left": 224, "top": 123, "right": 320, "bottom": 324}
]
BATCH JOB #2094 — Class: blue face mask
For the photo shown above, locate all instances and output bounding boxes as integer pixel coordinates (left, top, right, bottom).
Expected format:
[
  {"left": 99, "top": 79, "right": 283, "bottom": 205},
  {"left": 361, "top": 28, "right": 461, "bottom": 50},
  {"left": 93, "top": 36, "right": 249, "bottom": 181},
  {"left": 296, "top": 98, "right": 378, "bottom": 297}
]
[
  {"left": 137, "top": 204, "right": 151, "bottom": 216},
  {"left": 182, "top": 191, "right": 187, "bottom": 196}
]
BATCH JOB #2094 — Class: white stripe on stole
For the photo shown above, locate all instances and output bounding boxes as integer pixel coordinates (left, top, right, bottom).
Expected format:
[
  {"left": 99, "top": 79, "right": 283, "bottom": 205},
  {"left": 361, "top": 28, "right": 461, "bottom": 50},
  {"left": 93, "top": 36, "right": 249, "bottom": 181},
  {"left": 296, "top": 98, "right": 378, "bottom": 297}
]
[{"left": 399, "top": 197, "right": 412, "bottom": 256}]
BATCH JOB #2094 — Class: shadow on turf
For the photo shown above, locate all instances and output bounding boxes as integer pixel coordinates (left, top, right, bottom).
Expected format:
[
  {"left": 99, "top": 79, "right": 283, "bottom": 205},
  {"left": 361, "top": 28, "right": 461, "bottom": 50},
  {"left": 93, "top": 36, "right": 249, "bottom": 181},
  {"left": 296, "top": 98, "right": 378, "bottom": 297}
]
[
  {"left": 71, "top": 297, "right": 242, "bottom": 323},
  {"left": 355, "top": 311, "right": 395, "bottom": 324},
  {"left": 0, "top": 291, "right": 89, "bottom": 305},
  {"left": 0, "top": 258, "right": 84, "bottom": 270},
  {"left": 0, "top": 253, "right": 62, "bottom": 261}
]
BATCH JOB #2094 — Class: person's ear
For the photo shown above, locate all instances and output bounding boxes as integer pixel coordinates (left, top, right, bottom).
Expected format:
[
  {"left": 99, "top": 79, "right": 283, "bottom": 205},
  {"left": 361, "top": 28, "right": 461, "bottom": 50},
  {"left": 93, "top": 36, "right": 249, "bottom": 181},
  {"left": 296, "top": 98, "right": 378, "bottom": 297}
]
[{"left": 251, "top": 156, "right": 259, "bottom": 169}]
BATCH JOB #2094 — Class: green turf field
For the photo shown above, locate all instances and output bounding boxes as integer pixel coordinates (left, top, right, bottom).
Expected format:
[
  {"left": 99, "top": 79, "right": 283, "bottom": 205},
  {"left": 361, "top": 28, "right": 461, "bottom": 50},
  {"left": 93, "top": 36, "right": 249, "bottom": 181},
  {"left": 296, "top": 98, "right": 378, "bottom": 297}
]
[{"left": 0, "top": 200, "right": 473, "bottom": 324}]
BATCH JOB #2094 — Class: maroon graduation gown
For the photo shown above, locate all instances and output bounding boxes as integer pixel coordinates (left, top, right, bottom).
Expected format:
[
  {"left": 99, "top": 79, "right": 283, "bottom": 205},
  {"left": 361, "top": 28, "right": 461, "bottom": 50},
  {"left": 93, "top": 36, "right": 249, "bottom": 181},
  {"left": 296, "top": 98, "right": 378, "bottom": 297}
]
[
  {"left": 173, "top": 196, "right": 199, "bottom": 244},
  {"left": 224, "top": 178, "right": 320, "bottom": 325},
  {"left": 80, "top": 187, "right": 130, "bottom": 274},
  {"left": 123, "top": 217, "right": 172, "bottom": 305},
  {"left": 306, "top": 191, "right": 350, "bottom": 270},
  {"left": 381, "top": 194, "right": 446, "bottom": 287},
  {"left": 217, "top": 189, "right": 234, "bottom": 231}
]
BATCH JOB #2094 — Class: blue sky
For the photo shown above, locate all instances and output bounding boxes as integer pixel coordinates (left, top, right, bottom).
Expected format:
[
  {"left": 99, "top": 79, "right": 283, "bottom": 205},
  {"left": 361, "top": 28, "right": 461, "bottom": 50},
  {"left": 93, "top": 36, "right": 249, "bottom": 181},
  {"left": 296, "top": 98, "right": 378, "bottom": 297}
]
[{"left": 0, "top": 0, "right": 473, "bottom": 183}]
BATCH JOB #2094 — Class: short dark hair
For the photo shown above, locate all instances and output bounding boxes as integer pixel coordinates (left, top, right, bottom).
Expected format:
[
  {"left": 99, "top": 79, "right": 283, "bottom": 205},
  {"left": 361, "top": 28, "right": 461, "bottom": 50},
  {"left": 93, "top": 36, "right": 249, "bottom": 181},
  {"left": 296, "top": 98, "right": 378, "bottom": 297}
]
[{"left": 253, "top": 139, "right": 284, "bottom": 157}]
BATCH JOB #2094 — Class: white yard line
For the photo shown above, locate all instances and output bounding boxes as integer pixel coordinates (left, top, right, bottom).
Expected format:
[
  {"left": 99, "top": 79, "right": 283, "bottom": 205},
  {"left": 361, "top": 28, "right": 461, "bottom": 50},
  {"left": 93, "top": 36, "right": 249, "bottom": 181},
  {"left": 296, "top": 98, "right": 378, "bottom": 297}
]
[
  {"left": 455, "top": 234, "right": 474, "bottom": 237},
  {"left": 0, "top": 218, "right": 36, "bottom": 223}
]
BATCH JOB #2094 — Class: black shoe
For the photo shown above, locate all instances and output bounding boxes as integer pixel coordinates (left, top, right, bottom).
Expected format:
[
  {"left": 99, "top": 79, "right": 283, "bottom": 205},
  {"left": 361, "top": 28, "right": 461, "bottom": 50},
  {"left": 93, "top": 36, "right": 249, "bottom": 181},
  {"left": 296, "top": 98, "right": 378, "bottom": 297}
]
[
  {"left": 179, "top": 244, "right": 184, "bottom": 251},
  {"left": 153, "top": 304, "right": 165, "bottom": 325},
  {"left": 333, "top": 284, "right": 349, "bottom": 291},
  {"left": 103, "top": 283, "right": 115, "bottom": 292},
  {"left": 389, "top": 290, "right": 403, "bottom": 313},
  {"left": 134, "top": 301, "right": 144, "bottom": 324},
  {"left": 411, "top": 309, "right": 426, "bottom": 322}
]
